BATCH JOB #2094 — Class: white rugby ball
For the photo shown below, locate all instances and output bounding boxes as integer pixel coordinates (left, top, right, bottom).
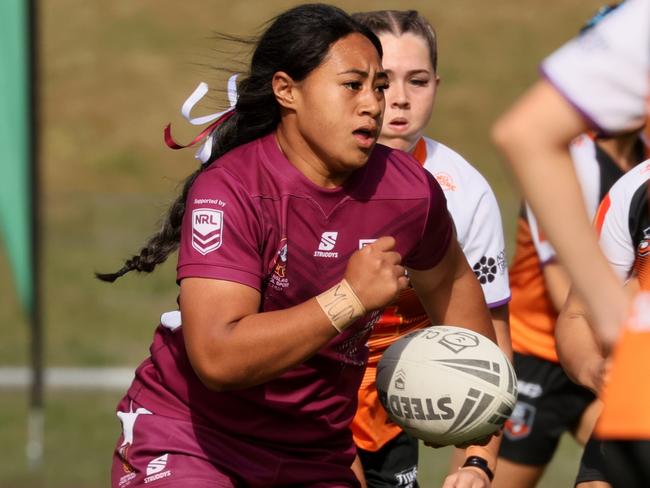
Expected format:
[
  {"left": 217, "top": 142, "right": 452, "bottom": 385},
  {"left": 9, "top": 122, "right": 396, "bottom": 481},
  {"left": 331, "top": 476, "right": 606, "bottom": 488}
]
[{"left": 376, "top": 325, "right": 517, "bottom": 446}]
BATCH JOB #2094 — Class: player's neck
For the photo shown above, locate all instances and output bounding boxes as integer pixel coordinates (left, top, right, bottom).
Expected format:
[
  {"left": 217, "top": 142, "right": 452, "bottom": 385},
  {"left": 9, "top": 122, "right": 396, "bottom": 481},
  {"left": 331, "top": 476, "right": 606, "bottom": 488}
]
[
  {"left": 597, "top": 133, "right": 642, "bottom": 172},
  {"left": 274, "top": 124, "right": 352, "bottom": 188}
]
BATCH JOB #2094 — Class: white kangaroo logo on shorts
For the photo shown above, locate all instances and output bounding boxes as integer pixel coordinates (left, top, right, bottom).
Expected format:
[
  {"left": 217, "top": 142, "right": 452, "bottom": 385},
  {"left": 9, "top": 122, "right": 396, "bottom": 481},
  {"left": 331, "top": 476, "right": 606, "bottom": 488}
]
[{"left": 117, "top": 403, "right": 152, "bottom": 447}]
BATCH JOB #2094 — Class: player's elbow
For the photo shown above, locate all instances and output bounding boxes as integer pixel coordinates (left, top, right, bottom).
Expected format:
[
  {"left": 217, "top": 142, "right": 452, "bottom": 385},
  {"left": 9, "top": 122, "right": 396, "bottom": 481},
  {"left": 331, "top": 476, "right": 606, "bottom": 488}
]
[{"left": 491, "top": 111, "right": 529, "bottom": 160}]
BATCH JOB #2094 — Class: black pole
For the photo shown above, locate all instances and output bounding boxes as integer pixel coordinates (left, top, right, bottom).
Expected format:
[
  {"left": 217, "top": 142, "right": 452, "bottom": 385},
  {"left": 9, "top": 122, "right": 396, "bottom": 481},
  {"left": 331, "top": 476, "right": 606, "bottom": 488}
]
[{"left": 26, "top": 0, "right": 43, "bottom": 469}]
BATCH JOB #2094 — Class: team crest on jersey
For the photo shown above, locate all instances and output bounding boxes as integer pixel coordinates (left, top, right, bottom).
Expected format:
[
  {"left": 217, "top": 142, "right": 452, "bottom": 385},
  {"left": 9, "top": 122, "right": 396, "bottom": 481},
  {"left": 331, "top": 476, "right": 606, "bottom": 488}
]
[
  {"left": 269, "top": 240, "right": 290, "bottom": 291},
  {"left": 434, "top": 172, "right": 457, "bottom": 191},
  {"left": 504, "top": 402, "right": 536, "bottom": 440},
  {"left": 191, "top": 208, "right": 223, "bottom": 255}
]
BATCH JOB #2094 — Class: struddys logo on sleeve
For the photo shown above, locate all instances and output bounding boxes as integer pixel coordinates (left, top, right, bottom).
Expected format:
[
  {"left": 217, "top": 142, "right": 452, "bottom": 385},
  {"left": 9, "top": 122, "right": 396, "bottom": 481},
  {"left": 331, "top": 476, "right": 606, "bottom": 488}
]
[{"left": 192, "top": 208, "right": 223, "bottom": 255}]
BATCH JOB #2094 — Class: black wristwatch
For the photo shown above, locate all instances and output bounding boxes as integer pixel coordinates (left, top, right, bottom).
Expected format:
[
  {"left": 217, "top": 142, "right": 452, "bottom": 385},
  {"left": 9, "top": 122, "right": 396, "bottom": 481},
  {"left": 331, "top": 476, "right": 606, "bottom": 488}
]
[{"left": 462, "top": 456, "right": 494, "bottom": 481}]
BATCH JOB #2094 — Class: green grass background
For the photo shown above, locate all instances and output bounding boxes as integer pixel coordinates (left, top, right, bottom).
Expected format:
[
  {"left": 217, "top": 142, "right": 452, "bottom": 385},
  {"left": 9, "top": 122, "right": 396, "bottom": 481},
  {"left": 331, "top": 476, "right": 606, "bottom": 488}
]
[{"left": 1, "top": 0, "right": 604, "bottom": 486}]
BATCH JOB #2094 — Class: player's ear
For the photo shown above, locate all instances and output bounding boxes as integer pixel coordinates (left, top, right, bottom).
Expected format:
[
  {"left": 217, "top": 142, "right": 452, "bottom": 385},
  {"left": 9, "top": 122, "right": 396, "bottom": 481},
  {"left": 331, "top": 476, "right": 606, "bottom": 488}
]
[{"left": 272, "top": 71, "right": 298, "bottom": 110}]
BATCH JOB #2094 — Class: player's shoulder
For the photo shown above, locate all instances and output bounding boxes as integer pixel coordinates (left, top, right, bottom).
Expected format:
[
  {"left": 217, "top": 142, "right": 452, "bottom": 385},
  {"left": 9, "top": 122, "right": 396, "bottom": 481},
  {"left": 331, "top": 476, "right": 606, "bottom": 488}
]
[
  {"left": 190, "top": 137, "right": 267, "bottom": 199},
  {"left": 420, "top": 137, "right": 493, "bottom": 196},
  {"left": 371, "top": 143, "right": 434, "bottom": 197},
  {"left": 209, "top": 136, "right": 264, "bottom": 176},
  {"left": 609, "top": 159, "right": 650, "bottom": 201}
]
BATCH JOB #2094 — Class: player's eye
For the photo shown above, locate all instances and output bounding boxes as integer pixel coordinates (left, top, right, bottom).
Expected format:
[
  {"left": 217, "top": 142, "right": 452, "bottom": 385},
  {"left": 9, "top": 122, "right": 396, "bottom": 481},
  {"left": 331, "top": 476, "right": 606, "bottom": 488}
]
[
  {"left": 409, "top": 78, "right": 429, "bottom": 87},
  {"left": 375, "top": 82, "right": 390, "bottom": 93},
  {"left": 343, "top": 81, "right": 363, "bottom": 91}
]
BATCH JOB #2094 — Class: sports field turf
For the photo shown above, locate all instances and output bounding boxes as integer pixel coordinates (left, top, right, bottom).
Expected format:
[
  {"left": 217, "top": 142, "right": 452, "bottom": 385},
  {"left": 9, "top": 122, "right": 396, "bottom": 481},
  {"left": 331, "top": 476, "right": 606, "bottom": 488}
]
[{"left": 1, "top": 0, "right": 604, "bottom": 486}]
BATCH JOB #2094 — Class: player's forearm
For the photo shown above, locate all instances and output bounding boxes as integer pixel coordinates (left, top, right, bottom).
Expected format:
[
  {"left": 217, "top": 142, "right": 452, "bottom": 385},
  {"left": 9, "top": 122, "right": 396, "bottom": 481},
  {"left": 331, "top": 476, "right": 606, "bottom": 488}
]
[
  {"left": 189, "top": 299, "right": 343, "bottom": 390},
  {"left": 441, "top": 264, "right": 496, "bottom": 342},
  {"left": 490, "top": 304, "right": 512, "bottom": 360},
  {"left": 542, "top": 262, "right": 571, "bottom": 313},
  {"left": 180, "top": 279, "right": 366, "bottom": 391},
  {"left": 182, "top": 238, "right": 407, "bottom": 391},
  {"left": 555, "top": 294, "right": 605, "bottom": 392}
]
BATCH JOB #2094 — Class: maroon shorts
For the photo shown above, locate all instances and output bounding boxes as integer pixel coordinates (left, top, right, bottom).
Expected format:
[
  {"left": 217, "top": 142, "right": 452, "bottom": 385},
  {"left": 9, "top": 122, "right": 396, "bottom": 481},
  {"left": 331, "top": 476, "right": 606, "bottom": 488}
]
[{"left": 111, "top": 396, "right": 361, "bottom": 488}]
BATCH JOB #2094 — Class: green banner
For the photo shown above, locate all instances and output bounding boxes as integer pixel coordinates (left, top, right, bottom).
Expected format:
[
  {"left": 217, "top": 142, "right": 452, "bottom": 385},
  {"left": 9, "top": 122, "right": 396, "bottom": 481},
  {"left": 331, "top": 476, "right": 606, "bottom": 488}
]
[{"left": 0, "top": 0, "right": 33, "bottom": 313}]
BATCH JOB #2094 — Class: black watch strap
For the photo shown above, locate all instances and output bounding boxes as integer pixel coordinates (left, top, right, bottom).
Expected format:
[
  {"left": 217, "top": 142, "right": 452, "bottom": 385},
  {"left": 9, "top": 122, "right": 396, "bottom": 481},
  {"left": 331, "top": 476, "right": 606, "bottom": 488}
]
[{"left": 462, "top": 455, "right": 494, "bottom": 481}]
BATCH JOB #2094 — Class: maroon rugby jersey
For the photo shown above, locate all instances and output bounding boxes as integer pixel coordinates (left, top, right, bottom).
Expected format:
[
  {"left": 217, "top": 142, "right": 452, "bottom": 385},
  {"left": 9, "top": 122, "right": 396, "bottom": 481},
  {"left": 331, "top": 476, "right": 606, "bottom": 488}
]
[{"left": 125, "top": 132, "right": 451, "bottom": 475}]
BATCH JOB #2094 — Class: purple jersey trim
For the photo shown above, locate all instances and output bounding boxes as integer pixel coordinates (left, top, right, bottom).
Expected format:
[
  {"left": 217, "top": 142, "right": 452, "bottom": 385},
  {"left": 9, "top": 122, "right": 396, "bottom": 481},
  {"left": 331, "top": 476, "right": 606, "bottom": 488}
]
[
  {"left": 539, "top": 255, "right": 557, "bottom": 267},
  {"left": 487, "top": 295, "right": 511, "bottom": 309},
  {"left": 539, "top": 66, "right": 612, "bottom": 137}
]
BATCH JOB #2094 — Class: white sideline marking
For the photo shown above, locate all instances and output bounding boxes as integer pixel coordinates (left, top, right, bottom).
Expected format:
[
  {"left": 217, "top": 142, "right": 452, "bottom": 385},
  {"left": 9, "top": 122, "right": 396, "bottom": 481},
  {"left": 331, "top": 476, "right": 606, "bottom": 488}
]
[{"left": 0, "top": 367, "right": 134, "bottom": 390}]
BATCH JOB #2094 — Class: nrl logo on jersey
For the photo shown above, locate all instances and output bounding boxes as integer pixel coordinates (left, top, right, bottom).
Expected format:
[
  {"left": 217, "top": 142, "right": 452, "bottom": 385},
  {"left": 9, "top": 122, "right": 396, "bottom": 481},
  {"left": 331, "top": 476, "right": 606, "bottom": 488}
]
[{"left": 192, "top": 208, "right": 223, "bottom": 255}]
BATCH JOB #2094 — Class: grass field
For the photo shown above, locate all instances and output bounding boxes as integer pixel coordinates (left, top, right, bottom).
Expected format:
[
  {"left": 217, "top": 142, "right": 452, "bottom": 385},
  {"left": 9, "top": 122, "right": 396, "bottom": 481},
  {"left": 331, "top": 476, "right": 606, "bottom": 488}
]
[{"left": 1, "top": 0, "right": 604, "bottom": 486}]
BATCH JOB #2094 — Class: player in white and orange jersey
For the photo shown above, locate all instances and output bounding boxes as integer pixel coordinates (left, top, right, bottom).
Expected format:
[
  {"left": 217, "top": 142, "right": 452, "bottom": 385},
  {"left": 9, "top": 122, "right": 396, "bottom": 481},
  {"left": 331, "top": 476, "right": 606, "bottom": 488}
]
[
  {"left": 493, "top": 0, "right": 650, "bottom": 484},
  {"left": 352, "top": 10, "right": 511, "bottom": 488},
  {"left": 498, "top": 129, "right": 646, "bottom": 488}
]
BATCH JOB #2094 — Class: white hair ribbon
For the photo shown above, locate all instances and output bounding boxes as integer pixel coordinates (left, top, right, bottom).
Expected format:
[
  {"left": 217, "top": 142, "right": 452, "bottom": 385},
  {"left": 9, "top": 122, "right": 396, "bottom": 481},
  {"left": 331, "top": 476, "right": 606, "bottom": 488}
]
[{"left": 164, "top": 74, "right": 239, "bottom": 164}]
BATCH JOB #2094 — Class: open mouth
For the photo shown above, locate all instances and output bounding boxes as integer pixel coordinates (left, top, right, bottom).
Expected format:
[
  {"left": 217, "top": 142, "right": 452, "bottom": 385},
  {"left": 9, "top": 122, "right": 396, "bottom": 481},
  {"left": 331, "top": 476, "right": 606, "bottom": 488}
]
[{"left": 353, "top": 127, "right": 377, "bottom": 148}]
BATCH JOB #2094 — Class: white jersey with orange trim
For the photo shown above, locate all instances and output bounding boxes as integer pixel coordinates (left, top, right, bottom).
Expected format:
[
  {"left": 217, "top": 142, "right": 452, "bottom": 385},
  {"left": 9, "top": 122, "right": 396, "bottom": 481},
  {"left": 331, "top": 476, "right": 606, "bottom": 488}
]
[
  {"left": 421, "top": 137, "right": 511, "bottom": 307},
  {"left": 592, "top": 159, "right": 650, "bottom": 439},
  {"left": 596, "top": 158, "right": 650, "bottom": 286},
  {"left": 541, "top": 0, "right": 650, "bottom": 134}
]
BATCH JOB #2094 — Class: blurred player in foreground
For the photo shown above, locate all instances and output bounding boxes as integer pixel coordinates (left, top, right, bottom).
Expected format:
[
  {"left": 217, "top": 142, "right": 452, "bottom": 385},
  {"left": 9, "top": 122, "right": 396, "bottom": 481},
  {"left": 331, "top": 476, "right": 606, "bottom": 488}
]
[
  {"left": 497, "top": 126, "right": 646, "bottom": 487},
  {"left": 492, "top": 0, "right": 650, "bottom": 485},
  {"left": 96, "top": 4, "right": 497, "bottom": 487},
  {"left": 352, "top": 10, "right": 511, "bottom": 488}
]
